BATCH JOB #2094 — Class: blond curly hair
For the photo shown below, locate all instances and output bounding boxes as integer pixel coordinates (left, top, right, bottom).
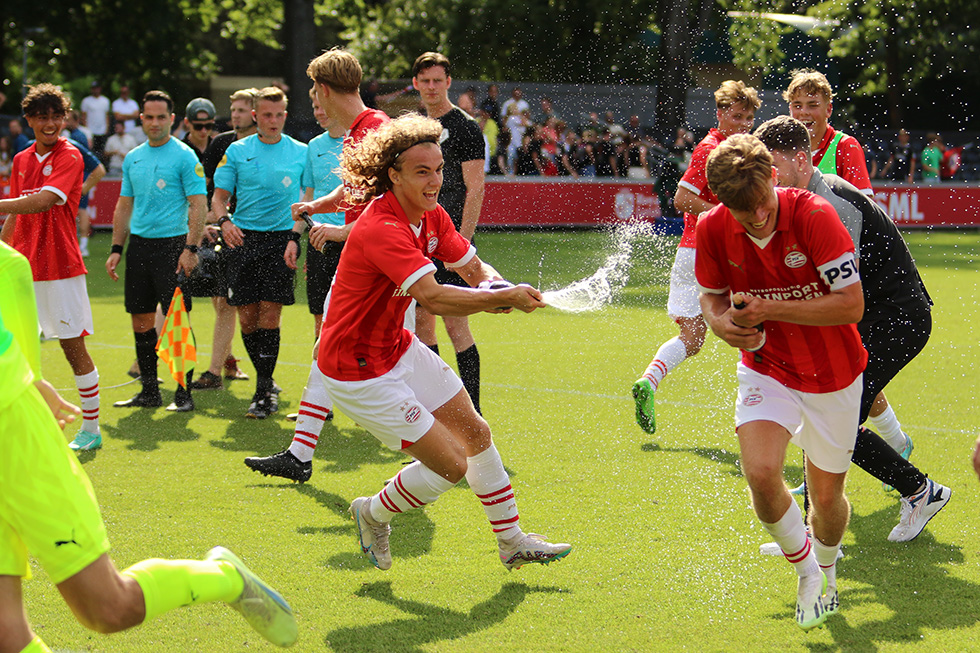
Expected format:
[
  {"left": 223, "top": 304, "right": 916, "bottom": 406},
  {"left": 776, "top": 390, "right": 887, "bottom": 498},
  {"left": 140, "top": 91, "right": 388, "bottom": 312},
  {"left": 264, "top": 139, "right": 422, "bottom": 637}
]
[{"left": 340, "top": 113, "right": 443, "bottom": 207}]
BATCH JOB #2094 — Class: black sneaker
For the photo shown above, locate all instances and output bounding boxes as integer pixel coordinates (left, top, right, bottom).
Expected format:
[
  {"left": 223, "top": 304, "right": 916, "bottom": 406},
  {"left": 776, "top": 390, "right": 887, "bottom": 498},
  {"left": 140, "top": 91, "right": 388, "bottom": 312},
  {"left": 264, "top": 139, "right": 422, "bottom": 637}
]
[
  {"left": 246, "top": 392, "right": 276, "bottom": 419},
  {"left": 244, "top": 449, "right": 312, "bottom": 483},
  {"left": 189, "top": 371, "right": 223, "bottom": 390},
  {"left": 166, "top": 393, "right": 195, "bottom": 412},
  {"left": 114, "top": 389, "right": 163, "bottom": 408}
]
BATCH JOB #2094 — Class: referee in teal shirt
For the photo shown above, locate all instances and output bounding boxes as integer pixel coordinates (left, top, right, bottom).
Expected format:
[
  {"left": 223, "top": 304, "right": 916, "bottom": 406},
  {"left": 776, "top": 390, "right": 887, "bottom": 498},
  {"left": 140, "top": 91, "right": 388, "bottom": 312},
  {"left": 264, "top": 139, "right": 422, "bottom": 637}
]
[
  {"left": 212, "top": 86, "right": 308, "bottom": 419},
  {"left": 106, "top": 90, "right": 206, "bottom": 413}
]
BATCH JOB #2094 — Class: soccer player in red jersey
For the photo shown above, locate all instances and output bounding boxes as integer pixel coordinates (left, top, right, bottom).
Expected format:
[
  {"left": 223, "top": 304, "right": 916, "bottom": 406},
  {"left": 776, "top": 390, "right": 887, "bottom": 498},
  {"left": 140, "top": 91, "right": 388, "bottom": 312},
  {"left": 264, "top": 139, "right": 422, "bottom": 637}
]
[
  {"left": 632, "top": 80, "right": 760, "bottom": 434},
  {"left": 319, "top": 113, "right": 571, "bottom": 571},
  {"left": 246, "top": 48, "right": 392, "bottom": 481},
  {"left": 0, "top": 83, "right": 102, "bottom": 451},
  {"left": 785, "top": 68, "right": 872, "bottom": 195},
  {"left": 696, "top": 134, "right": 867, "bottom": 629}
]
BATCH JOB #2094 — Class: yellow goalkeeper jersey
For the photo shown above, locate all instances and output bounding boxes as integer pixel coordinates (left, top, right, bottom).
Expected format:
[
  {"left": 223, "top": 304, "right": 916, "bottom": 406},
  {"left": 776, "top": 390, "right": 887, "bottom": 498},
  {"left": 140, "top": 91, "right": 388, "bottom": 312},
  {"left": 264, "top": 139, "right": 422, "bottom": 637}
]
[{"left": 0, "top": 241, "right": 41, "bottom": 411}]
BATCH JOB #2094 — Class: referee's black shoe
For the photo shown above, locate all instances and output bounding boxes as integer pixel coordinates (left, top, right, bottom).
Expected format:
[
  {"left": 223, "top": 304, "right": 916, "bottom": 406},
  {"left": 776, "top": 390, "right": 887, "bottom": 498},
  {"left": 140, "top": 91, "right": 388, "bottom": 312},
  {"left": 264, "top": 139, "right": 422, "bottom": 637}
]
[
  {"left": 244, "top": 449, "right": 312, "bottom": 483},
  {"left": 166, "top": 386, "right": 195, "bottom": 413},
  {"left": 114, "top": 389, "right": 162, "bottom": 408}
]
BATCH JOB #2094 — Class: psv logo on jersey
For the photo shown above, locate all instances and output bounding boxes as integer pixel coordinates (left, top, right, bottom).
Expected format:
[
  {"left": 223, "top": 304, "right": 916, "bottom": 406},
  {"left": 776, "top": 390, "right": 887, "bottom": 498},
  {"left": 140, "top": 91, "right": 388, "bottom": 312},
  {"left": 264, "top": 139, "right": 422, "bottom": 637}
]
[
  {"left": 42, "top": 164, "right": 53, "bottom": 176},
  {"left": 784, "top": 251, "right": 807, "bottom": 268},
  {"left": 427, "top": 235, "right": 438, "bottom": 254}
]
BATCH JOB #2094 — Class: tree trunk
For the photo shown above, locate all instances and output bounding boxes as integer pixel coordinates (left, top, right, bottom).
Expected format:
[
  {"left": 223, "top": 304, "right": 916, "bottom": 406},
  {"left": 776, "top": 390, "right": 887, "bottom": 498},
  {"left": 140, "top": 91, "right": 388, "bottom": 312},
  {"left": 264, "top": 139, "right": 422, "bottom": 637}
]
[
  {"left": 283, "top": 0, "right": 317, "bottom": 139},
  {"left": 656, "top": 0, "right": 694, "bottom": 140}
]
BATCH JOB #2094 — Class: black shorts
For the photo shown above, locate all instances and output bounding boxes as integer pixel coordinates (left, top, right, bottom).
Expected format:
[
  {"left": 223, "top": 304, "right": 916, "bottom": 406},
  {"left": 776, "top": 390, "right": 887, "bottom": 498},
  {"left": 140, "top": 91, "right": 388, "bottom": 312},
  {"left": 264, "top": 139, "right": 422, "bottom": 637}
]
[
  {"left": 858, "top": 310, "right": 931, "bottom": 422},
  {"left": 124, "top": 235, "right": 192, "bottom": 315},
  {"left": 223, "top": 229, "right": 296, "bottom": 307},
  {"left": 306, "top": 240, "right": 343, "bottom": 315},
  {"left": 184, "top": 238, "right": 229, "bottom": 298},
  {"left": 432, "top": 235, "right": 473, "bottom": 288}
]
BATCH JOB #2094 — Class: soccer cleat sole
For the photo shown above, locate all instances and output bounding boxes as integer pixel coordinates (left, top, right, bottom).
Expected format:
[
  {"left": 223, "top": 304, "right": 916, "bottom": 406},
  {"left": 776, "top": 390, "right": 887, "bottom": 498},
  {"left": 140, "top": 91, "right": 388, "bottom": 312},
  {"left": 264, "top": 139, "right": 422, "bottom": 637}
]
[
  {"left": 503, "top": 546, "right": 571, "bottom": 570},
  {"left": 631, "top": 381, "right": 656, "bottom": 434}
]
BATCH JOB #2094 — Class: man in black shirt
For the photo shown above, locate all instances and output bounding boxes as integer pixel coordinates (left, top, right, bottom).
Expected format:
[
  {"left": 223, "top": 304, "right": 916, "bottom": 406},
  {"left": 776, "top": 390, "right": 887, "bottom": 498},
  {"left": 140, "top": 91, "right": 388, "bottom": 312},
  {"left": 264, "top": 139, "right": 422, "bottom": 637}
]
[
  {"left": 756, "top": 116, "right": 950, "bottom": 550},
  {"left": 412, "top": 51, "right": 489, "bottom": 413},
  {"left": 881, "top": 128, "right": 915, "bottom": 183}
]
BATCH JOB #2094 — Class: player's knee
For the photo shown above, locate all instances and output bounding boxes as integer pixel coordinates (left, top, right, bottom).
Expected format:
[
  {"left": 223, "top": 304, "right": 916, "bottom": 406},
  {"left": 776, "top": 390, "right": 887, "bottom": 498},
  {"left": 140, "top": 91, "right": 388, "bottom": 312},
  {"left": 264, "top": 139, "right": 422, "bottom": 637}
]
[{"left": 743, "top": 463, "right": 783, "bottom": 494}]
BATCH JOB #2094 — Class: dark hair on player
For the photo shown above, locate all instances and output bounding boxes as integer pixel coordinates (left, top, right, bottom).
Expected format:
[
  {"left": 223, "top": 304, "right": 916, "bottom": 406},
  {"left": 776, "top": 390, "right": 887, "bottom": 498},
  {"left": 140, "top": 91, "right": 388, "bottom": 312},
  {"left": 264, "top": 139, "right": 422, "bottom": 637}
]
[
  {"left": 21, "top": 83, "right": 71, "bottom": 117},
  {"left": 754, "top": 115, "right": 810, "bottom": 154},
  {"left": 412, "top": 52, "right": 451, "bottom": 78}
]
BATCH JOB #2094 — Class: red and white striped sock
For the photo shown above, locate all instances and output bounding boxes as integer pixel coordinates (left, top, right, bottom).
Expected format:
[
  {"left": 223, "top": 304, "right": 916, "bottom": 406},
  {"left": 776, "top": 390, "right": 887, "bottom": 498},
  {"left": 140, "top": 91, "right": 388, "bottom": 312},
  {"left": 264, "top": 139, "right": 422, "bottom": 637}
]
[
  {"left": 75, "top": 370, "right": 100, "bottom": 434},
  {"left": 761, "top": 500, "right": 819, "bottom": 576},
  {"left": 641, "top": 337, "right": 689, "bottom": 390},
  {"left": 465, "top": 444, "right": 522, "bottom": 541},
  {"left": 370, "top": 462, "right": 455, "bottom": 522},
  {"left": 812, "top": 537, "right": 841, "bottom": 590},
  {"left": 288, "top": 361, "right": 333, "bottom": 463}
]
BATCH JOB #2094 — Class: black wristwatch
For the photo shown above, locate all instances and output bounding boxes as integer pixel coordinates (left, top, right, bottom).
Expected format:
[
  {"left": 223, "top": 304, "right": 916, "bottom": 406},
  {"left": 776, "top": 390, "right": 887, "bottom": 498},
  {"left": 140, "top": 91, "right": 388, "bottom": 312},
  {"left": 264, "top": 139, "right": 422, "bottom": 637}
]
[
  {"left": 287, "top": 231, "right": 301, "bottom": 243},
  {"left": 216, "top": 216, "right": 231, "bottom": 228},
  {"left": 184, "top": 244, "right": 199, "bottom": 254}
]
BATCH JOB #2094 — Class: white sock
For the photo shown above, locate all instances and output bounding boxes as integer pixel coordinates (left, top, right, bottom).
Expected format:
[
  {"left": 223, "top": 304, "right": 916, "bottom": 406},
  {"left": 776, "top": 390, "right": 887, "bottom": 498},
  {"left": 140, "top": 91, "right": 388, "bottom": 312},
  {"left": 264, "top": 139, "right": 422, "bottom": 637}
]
[
  {"left": 287, "top": 361, "right": 333, "bottom": 463},
  {"left": 465, "top": 444, "right": 522, "bottom": 541},
  {"left": 370, "top": 462, "right": 455, "bottom": 522},
  {"left": 869, "top": 405, "right": 906, "bottom": 451},
  {"left": 761, "top": 500, "right": 819, "bottom": 577},
  {"left": 75, "top": 369, "right": 100, "bottom": 434},
  {"left": 812, "top": 537, "right": 841, "bottom": 592},
  {"left": 641, "top": 337, "right": 689, "bottom": 390},
  {"left": 79, "top": 236, "right": 89, "bottom": 248}
]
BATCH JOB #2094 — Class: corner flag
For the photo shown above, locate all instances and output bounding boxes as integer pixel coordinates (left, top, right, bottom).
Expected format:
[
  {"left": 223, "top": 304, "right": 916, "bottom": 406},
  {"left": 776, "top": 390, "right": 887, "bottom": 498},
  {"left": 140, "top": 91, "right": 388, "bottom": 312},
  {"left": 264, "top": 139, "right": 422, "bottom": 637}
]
[{"left": 157, "top": 287, "right": 196, "bottom": 388}]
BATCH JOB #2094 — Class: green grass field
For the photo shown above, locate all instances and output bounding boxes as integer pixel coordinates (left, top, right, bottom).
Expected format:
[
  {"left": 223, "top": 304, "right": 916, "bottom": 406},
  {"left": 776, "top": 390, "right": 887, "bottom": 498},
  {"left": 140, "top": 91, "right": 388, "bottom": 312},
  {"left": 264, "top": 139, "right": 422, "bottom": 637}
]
[{"left": 25, "top": 228, "right": 980, "bottom": 652}]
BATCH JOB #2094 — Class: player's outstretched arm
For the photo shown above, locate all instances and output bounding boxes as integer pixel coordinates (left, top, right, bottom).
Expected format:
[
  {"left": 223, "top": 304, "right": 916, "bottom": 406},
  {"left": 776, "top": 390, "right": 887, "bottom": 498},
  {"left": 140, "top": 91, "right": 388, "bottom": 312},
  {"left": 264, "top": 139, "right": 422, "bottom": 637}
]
[
  {"left": 34, "top": 379, "right": 81, "bottom": 430},
  {"left": 409, "top": 271, "right": 544, "bottom": 317}
]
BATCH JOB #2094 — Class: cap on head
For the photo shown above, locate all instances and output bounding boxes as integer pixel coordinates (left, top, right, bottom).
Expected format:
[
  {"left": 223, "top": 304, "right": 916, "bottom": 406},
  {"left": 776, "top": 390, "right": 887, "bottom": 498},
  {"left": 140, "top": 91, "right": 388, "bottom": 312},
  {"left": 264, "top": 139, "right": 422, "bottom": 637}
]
[
  {"left": 91, "top": 80, "right": 101, "bottom": 88},
  {"left": 186, "top": 97, "right": 216, "bottom": 120}
]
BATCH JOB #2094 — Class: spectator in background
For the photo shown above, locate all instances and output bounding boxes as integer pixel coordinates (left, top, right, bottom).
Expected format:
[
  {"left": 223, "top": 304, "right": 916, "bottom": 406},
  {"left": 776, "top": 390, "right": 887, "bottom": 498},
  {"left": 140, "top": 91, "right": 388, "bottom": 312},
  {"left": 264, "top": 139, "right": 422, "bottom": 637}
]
[
  {"left": 182, "top": 97, "right": 215, "bottom": 161},
  {"left": 622, "top": 135, "right": 649, "bottom": 179},
  {"left": 501, "top": 87, "right": 529, "bottom": 119},
  {"left": 514, "top": 132, "right": 543, "bottom": 176},
  {"left": 578, "top": 129, "right": 598, "bottom": 176},
  {"left": 594, "top": 129, "right": 618, "bottom": 177},
  {"left": 64, "top": 110, "right": 93, "bottom": 149},
  {"left": 0, "top": 135, "right": 12, "bottom": 199},
  {"left": 8, "top": 119, "right": 30, "bottom": 154},
  {"left": 537, "top": 96, "right": 559, "bottom": 124},
  {"left": 626, "top": 115, "right": 644, "bottom": 140},
  {"left": 360, "top": 79, "right": 411, "bottom": 110},
  {"left": 882, "top": 128, "right": 915, "bottom": 183},
  {"left": 557, "top": 129, "right": 581, "bottom": 178},
  {"left": 480, "top": 84, "right": 501, "bottom": 125},
  {"left": 457, "top": 89, "right": 476, "bottom": 116},
  {"left": 80, "top": 80, "right": 111, "bottom": 161},
  {"left": 104, "top": 120, "right": 137, "bottom": 176},
  {"left": 672, "top": 127, "right": 694, "bottom": 171},
  {"left": 603, "top": 111, "right": 626, "bottom": 143},
  {"left": 504, "top": 104, "right": 529, "bottom": 174},
  {"left": 477, "top": 109, "right": 501, "bottom": 174},
  {"left": 920, "top": 132, "right": 944, "bottom": 184},
  {"left": 112, "top": 85, "right": 140, "bottom": 135}
]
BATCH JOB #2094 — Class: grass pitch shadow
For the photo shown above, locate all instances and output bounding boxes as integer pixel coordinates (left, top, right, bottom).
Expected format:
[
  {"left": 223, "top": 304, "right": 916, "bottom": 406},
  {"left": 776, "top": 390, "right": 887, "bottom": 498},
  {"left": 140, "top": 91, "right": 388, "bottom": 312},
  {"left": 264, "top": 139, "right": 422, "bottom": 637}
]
[
  {"left": 325, "top": 581, "right": 567, "bottom": 653},
  {"left": 787, "top": 503, "right": 978, "bottom": 651}
]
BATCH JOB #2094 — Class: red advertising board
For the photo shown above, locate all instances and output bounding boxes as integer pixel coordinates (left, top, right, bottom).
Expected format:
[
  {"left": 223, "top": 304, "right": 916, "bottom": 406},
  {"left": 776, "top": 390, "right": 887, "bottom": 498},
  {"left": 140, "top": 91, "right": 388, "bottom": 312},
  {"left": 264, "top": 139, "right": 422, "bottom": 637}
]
[{"left": 88, "top": 178, "right": 980, "bottom": 229}]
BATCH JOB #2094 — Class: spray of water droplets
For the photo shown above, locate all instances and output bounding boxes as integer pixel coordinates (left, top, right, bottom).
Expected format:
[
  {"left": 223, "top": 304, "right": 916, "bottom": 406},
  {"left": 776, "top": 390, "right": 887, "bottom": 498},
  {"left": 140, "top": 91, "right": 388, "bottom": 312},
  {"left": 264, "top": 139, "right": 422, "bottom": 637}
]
[{"left": 542, "top": 220, "right": 656, "bottom": 313}]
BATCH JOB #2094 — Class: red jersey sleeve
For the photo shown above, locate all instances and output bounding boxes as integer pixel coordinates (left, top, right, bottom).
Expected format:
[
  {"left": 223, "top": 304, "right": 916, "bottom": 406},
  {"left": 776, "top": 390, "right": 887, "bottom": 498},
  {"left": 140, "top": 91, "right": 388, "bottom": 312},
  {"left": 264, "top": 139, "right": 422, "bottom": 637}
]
[
  {"left": 694, "top": 205, "right": 730, "bottom": 293},
  {"left": 835, "top": 135, "right": 872, "bottom": 193},
  {"left": 679, "top": 139, "right": 713, "bottom": 199}
]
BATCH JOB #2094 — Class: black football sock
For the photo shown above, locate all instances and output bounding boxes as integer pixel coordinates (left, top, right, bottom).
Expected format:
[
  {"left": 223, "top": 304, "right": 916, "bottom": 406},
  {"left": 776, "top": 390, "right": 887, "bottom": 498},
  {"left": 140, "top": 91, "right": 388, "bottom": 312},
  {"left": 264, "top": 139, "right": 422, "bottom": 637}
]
[
  {"left": 852, "top": 426, "right": 927, "bottom": 496},
  {"left": 456, "top": 344, "right": 481, "bottom": 415},
  {"left": 134, "top": 329, "right": 159, "bottom": 393}
]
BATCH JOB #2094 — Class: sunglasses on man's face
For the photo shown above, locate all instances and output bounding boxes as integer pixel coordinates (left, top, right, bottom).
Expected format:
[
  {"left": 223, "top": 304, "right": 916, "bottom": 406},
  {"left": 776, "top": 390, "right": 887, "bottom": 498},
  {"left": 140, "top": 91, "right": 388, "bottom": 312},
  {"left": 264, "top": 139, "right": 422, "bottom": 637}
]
[{"left": 191, "top": 122, "right": 214, "bottom": 131}]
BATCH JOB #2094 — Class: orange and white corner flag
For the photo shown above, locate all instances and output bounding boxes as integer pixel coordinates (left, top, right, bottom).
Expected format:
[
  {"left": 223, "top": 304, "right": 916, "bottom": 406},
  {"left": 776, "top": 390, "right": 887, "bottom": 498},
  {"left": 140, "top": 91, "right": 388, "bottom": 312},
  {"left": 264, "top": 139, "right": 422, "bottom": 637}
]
[{"left": 156, "top": 287, "right": 196, "bottom": 388}]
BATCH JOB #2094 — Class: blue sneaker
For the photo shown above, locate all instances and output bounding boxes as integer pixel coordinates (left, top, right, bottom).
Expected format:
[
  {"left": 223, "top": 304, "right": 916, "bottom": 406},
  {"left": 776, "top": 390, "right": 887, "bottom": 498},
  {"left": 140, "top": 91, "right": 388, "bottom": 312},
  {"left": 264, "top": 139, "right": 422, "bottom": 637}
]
[
  {"left": 69, "top": 430, "right": 102, "bottom": 451},
  {"left": 883, "top": 433, "right": 914, "bottom": 492},
  {"left": 789, "top": 482, "right": 806, "bottom": 496},
  {"left": 205, "top": 546, "right": 298, "bottom": 647}
]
